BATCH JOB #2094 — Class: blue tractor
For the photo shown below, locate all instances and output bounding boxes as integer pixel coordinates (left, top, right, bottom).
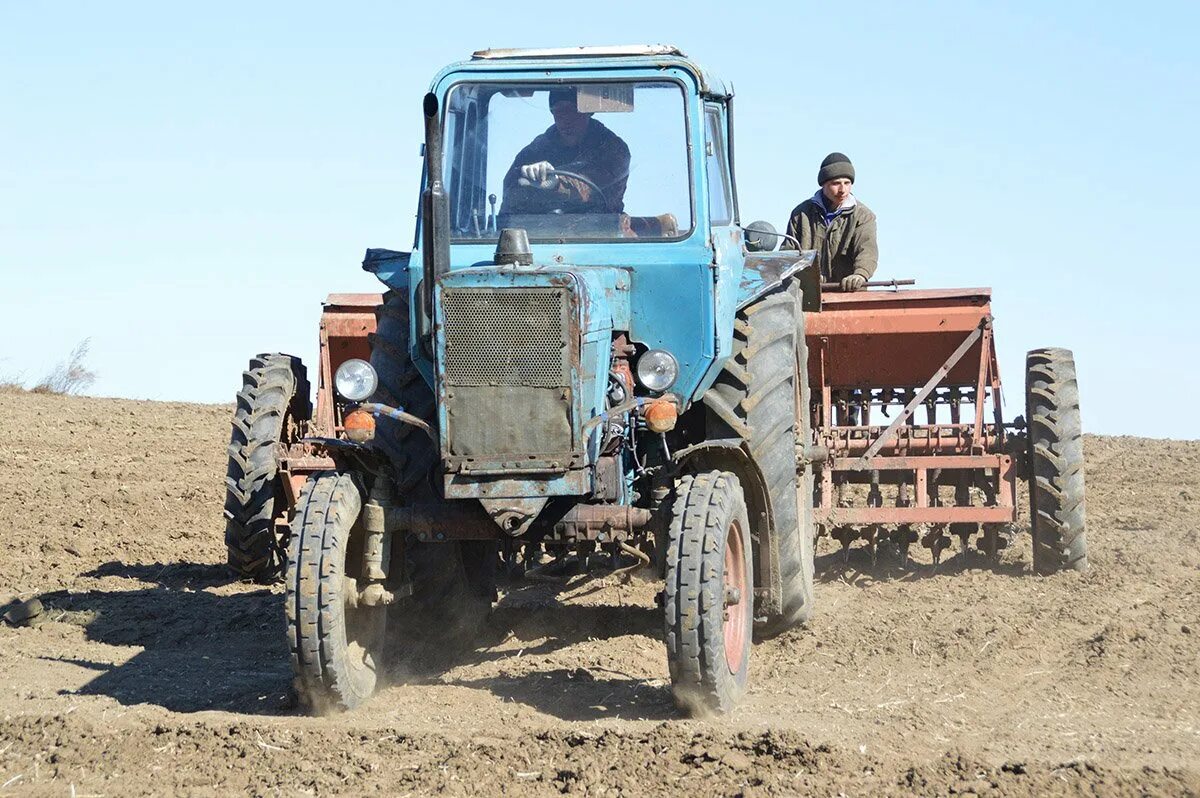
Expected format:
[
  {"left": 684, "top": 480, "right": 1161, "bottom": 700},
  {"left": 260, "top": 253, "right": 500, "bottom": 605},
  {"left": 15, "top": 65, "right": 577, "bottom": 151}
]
[{"left": 231, "top": 46, "right": 819, "bottom": 716}]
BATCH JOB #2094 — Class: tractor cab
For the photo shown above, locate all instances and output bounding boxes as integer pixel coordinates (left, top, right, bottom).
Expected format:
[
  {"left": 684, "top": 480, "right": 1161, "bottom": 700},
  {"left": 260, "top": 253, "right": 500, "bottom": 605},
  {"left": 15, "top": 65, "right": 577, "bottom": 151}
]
[{"left": 408, "top": 44, "right": 728, "bottom": 255}]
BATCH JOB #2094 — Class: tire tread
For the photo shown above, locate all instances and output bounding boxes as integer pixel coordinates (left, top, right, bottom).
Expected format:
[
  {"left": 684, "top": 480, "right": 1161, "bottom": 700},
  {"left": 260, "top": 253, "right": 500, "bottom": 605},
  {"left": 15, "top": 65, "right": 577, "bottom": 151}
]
[
  {"left": 223, "top": 353, "right": 309, "bottom": 580},
  {"left": 1025, "top": 347, "right": 1088, "bottom": 574}
]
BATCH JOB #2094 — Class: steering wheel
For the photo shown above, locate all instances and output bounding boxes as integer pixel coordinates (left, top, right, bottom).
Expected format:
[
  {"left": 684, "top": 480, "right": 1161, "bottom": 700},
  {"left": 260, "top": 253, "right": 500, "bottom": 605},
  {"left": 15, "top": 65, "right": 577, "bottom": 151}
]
[{"left": 548, "top": 169, "right": 611, "bottom": 213}]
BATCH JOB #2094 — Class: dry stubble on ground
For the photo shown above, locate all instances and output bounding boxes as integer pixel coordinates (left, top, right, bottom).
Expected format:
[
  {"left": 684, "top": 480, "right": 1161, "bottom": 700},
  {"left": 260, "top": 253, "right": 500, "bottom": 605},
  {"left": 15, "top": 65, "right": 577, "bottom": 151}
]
[{"left": 1, "top": 393, "right": 1198, "bottom": 796}]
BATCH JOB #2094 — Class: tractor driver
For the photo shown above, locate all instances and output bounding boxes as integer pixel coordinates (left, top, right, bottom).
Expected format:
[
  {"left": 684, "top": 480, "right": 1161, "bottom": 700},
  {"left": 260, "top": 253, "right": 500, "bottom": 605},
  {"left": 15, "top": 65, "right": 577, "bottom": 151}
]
[
  {"left": 501, "top": 87, "right": 631, "bottom": 215},
  {"left": 782, "top": 152, "right": 878, "bottom": 292}
]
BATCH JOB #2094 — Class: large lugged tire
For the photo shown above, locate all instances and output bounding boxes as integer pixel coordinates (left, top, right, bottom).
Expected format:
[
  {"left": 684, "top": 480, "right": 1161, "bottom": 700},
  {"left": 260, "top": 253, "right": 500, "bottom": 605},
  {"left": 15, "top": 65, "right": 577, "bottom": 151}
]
[
  {"left": 1026, "top": 348, "right": 1088, "bottom": 574},
  {"left": 286, "top": 472, "right": 386, "bottom": 713},
  {"left": 665, "top": 471, "right": 754, "bottom": 716},
  {"left": 704, "top": 290, "right": 814, "bottom": 635},
  {"left": 369, "top": 290, "right": 437, "bottom": 494},
  {"left": 224, "top": 353, "right": 310, "bottom": 580},
  {"left": 788, "top": 302, "right": 816, "bottom": 623},
  {"left": 368, "top": 289, "right": 495, "bottom": 639}
]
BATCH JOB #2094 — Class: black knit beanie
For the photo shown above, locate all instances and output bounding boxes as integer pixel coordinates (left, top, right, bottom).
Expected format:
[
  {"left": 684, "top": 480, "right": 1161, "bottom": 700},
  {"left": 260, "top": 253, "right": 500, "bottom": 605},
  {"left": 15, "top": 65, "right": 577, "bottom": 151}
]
[{"left": 817, "top": 152, "right": 855, "bottom": 185}]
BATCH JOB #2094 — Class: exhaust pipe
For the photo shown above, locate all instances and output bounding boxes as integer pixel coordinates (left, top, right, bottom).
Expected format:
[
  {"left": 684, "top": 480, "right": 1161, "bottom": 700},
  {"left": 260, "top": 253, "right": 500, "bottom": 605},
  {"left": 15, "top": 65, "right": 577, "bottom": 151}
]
[{"left": 420, "top": 92, "right": 450, "bottom": 353}]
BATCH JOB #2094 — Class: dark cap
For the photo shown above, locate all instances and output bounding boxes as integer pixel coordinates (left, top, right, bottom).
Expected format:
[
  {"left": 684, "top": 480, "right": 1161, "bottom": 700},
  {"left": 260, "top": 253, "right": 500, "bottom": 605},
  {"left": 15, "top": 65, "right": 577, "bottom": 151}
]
[
  {"left": 817, "top": 152, "right": 855, "bottom": 186},
  {"left": 548, "top": 87, "right": 578, "bottom": 110}
]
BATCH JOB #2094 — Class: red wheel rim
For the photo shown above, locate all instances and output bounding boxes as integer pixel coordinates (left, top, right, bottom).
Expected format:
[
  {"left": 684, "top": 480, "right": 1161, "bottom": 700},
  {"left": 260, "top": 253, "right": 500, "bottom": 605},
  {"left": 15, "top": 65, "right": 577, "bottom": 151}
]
[{"left": 723, "top": 519, "right": 749, "bottom": 674}]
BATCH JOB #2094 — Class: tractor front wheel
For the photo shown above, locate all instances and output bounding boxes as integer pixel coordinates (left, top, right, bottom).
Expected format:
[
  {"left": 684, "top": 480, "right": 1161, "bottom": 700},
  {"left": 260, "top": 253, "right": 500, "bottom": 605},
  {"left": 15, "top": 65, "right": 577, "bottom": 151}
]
[
  {"left": 664, "top": 471, "right": 753, "bottom": 716},
  {"left": 1025, "top": 348, "right": 1088, "bottom": 574},
  {"left": 286, "top": 472, "right": 387, "bottom": 713}
]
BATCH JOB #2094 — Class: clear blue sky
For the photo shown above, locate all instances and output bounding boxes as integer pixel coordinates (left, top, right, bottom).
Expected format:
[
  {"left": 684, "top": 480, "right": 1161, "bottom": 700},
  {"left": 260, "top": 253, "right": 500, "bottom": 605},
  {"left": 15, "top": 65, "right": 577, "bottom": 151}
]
[{"left": 1, "top": 1, "right": 1195, "bottom": 438}]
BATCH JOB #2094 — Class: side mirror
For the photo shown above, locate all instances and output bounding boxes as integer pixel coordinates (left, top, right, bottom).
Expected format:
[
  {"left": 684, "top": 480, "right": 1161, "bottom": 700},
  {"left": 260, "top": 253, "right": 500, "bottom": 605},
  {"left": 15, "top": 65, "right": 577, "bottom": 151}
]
[{"left": 744, "top": 220, "right": 779, "bottom": 253}]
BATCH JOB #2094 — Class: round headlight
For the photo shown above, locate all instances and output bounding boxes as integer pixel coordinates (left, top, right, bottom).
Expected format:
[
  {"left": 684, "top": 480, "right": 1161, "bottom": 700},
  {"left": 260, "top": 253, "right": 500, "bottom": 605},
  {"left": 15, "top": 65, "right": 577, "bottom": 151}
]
[
  {"left": 334, "top": 359, "right": 378, "bottom": 402},
  {"left": 635, "top": 349, "right": 678, "bottom": 393}
]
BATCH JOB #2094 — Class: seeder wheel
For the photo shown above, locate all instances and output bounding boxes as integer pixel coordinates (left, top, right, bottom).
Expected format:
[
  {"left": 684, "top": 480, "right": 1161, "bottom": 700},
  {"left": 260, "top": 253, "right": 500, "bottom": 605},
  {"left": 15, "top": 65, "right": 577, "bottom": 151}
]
[{"left": 1025, "top": 348, "right": 1088, "bottom": 574}]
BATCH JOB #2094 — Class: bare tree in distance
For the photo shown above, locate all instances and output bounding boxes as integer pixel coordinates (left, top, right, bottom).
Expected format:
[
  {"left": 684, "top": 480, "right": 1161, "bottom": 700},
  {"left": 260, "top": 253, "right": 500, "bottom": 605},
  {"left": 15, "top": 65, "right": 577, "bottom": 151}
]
[{"left": 32, "top": 339, "right": 97, "bottom": 395}]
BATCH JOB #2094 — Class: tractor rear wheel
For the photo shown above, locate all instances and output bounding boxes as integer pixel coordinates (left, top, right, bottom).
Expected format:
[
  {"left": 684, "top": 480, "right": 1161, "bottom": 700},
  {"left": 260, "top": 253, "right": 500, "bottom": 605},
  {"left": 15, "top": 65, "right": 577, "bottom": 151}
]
[
  {"left": 665, "top": 471, "right": 754, "bottom": 716},
  {"left": 369, "top": 290, "right": 436, "bottom": 494},
  {"left": 1025, "top": 348, "right": 1088, "bottom": 574},
  {"left": 224, "top": 353, "right": 310, "bottom": 581},
  {"left": 787, "top": 299, "right": 816, "bottom": 625},
  {"left": 286, "top": 471, "right": 386, "bottom": 713},
  {"left": 368, "top": 290, "right": 495, "bottom": 640},
  {"left": 704, "top": 290, "right": 814, "bottom": 635}
]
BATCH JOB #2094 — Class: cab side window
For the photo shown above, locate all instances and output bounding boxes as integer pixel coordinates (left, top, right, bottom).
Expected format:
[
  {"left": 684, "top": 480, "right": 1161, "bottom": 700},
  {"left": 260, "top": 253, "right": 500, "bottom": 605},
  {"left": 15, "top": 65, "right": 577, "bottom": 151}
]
[{"left": 705, "top": 107, "right": 732, "bottom": 226}]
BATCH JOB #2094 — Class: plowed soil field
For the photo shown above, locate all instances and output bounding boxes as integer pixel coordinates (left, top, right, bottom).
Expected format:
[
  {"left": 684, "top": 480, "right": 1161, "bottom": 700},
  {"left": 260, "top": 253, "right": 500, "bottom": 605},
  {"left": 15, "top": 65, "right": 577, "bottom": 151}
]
[{"left": 1, "top": 392, "right": 1198, "bottom": 796}]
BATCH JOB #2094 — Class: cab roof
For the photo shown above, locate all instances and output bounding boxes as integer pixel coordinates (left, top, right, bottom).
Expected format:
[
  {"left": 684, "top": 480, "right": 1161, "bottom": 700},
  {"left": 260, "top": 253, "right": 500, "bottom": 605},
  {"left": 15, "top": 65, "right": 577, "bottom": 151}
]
[
  {"left": 431, "top": 44, "right": 731, "bottom": 98},
  {"left": 472, "top": 44, "right": 684, "bottom": 60}
]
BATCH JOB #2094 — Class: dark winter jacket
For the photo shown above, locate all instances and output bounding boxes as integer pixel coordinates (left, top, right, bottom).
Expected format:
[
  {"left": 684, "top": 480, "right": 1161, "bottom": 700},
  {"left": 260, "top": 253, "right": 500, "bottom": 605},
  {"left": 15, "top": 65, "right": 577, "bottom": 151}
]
[
  {"left": 501, "top": 119, "right": 630, "bottom": 214},
  {"left": 782, "top": 192, "right": 878, "bottom": 281}
]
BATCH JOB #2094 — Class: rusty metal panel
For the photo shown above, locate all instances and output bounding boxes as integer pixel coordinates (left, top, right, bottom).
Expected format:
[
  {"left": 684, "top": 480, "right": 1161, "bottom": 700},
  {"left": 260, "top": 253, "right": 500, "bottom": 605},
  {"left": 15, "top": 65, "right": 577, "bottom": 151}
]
[
  {"left": 829, "top": 454, "right": 1009, "bottom": 471},
  {"left": 324, "top": 292, "right": 384, "bottom": 308},
  {"left": 823, "top": 426, "right": 1002, "bottom": 456},
  {"left": 815, "top": 506, "right": 1016, "bottom": 524},
  {"left": 446, "top": 385, "right": 573, "bottom": 457},
  {"left": 434, "top": 269, "right": 611, "bottom": 500},
  {"left": 443, "top": 468, "right": 592, "bottom": 499},
  {"left": 817, "top": 287, "right": 992, "bottom": 308},
  {"left": 854, "top": 320, "right": 987, "bottom": 463},
  {"left": 806, "top": 289, "right": 993, "bottom": 388},
  {"left": 809, "top": 334, "right": 985, "bottom": 388},
  {"left": 314, "top": 294, "right": 380, "bottom": 435}
]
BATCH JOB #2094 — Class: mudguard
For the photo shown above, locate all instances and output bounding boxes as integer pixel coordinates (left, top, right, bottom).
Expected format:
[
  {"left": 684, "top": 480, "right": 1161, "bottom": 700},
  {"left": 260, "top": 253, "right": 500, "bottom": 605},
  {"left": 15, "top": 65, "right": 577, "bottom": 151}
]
[
  {"left": 672, "top": 439, "right": 783, "bottom": 619},
  {"left": 737, "top": 250, "right": 818, "bottom": 311}
]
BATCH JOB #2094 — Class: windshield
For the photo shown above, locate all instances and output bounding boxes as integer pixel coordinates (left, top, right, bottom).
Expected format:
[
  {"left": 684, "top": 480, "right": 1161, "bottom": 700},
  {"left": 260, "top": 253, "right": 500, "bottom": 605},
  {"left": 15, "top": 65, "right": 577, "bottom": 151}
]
[{"left": 443, "top": 80, "right": 692, "bottom": 243}]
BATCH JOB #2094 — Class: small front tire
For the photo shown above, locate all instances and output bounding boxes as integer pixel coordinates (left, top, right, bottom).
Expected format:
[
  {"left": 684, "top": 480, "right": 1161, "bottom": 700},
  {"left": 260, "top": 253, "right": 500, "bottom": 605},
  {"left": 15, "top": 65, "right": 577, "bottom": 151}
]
[
  {"left": 664, "top": 471, "right": 754, "bottom": 716},
  {"left": 286, "top": 472, "right": 386, "bottom": 713}
]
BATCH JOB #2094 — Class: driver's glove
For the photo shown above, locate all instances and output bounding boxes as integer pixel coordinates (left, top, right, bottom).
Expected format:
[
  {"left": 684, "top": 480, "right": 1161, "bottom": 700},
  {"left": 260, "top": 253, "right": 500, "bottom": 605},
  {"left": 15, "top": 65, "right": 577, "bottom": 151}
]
[
  {"left": 517, "top": 161, "right": 558, "bottom": 190},
  {"left": 840, "top": 274, "right": 868, "bottom": 292}
]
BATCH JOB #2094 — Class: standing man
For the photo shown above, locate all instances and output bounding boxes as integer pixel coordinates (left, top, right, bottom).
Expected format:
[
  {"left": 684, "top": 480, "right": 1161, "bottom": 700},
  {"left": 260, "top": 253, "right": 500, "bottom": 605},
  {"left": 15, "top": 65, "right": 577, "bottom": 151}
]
[{"left": 783, "top": 152, "right": 878, "bottom": 291}]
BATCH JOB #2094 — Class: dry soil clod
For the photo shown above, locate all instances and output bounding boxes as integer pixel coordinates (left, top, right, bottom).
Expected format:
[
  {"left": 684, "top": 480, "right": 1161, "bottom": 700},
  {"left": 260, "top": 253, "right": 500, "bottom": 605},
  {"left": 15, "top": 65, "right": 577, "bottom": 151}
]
[{"left": 3, "top": 598, "right": 45, "bottom": 627}]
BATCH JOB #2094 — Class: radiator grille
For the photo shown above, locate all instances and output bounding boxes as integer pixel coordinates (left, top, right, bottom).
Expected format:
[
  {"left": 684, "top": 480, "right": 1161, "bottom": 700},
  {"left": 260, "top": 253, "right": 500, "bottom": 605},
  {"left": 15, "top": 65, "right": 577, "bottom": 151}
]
[{"left": 442, "top": 288, "right": 569, "bottom": 387}]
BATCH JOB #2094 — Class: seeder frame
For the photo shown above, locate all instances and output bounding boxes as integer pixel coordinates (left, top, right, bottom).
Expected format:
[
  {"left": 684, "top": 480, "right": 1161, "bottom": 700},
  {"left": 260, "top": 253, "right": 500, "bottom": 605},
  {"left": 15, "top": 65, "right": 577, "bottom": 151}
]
[{"left": 805, "top": 288, "right": 1019, "bottom": 554}]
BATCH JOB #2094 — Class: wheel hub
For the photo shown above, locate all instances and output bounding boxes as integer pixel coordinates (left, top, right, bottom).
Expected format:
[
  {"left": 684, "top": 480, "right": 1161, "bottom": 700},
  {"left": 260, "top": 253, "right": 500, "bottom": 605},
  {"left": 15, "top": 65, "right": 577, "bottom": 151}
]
[{"left": 722, "top": 520, "right": 749, "bottom": 674}]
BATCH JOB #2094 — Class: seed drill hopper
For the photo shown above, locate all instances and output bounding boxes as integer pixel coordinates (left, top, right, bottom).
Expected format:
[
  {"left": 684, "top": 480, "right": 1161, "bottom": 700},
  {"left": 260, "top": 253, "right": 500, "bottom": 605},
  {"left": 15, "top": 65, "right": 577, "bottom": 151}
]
[{"left": 802, "top": 283, "right": 1087, "bottom": 572}]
